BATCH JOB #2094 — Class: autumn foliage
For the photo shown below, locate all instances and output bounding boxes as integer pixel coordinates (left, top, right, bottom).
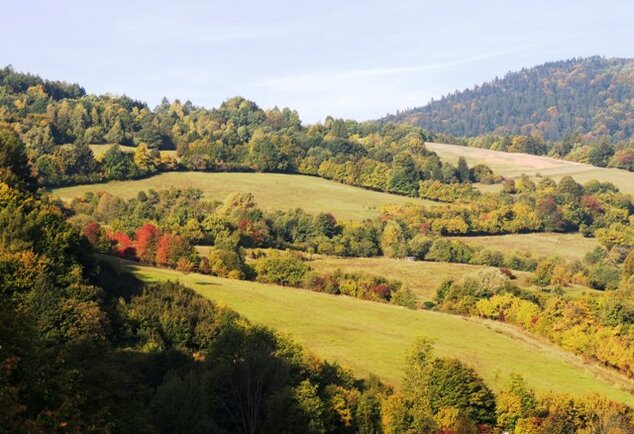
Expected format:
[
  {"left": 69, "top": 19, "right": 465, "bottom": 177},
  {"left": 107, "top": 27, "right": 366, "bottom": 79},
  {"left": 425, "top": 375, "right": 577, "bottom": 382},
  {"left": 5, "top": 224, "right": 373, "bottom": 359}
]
[
  {"left": 135, "top": 223, "right": 160, "bottom": 262},
  {"left": 109, "top": 231, "right": 135, "bottom": 259}
]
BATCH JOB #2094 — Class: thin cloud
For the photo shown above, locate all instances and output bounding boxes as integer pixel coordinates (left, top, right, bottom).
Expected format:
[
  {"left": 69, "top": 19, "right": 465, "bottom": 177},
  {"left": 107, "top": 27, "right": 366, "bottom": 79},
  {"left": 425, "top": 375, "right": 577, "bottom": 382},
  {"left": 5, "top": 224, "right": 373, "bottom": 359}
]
[{"left": 258, "top": 44, "right": 537, "bottom": 93}]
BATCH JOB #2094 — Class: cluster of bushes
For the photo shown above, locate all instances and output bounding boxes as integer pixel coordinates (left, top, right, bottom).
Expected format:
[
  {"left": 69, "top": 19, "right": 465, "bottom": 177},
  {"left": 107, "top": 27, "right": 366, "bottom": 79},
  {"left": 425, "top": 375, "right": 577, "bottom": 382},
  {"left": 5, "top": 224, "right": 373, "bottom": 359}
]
[
  {"left": 382, "top": 175, "right": 633, "bottom": 236},
  {"left": 380, "top": 230, "right": 539, "bottom": 271},
  {"left": 253, "top": 251, "right": 417, "bottom": 308},
  {"left": 75, "top": 185, "right": 552, "bottom": 280},
  {"left": 527, "top": 245, "right": 634, "bottom": 292},
  {"left": 434, "top": 267, "right": 634, "bottom": 378},
  {"left": 417, "top": 179, "right": 479, "bottom": 202},
  {"left": 84, "top": 221, "right": 198, "bottom": 271}
]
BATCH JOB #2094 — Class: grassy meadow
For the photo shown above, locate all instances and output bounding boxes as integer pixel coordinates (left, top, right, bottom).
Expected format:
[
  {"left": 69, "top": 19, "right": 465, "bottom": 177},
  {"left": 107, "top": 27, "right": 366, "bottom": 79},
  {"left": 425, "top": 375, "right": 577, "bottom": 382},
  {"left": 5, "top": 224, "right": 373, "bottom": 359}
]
[
  {"left": 52, "top": 171, "right": 441, "bottom": 221},
  {"left": 112, "top": 258, "right": 634, "bottom": 404},
  {"left": 451, "top": 232, "right": 599, "bottom": 262},
  {"left": 308, "top": 255, "right": 532, "bottom": 301},
  {"left": 427, "top": 142, "right": 634, "bottom": 195}
]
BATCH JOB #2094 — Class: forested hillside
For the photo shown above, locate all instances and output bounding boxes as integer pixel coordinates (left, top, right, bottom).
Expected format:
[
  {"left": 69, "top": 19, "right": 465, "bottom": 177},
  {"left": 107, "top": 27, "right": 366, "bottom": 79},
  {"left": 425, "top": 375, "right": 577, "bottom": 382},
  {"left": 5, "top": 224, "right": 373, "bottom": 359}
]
[
  {"left": 388, "top": 56, "right": 634, "bottom": 142},
  {"left": 0, "top": 65, "right": 498, "bottom": 200}
]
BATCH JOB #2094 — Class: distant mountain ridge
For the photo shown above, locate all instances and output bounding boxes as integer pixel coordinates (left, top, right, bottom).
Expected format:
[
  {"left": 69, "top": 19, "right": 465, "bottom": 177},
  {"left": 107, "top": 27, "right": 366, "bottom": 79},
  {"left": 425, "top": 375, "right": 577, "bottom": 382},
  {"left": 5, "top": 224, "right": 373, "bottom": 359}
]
[{"left": 387, "top": 56, "right": 634, "bottom": 141}]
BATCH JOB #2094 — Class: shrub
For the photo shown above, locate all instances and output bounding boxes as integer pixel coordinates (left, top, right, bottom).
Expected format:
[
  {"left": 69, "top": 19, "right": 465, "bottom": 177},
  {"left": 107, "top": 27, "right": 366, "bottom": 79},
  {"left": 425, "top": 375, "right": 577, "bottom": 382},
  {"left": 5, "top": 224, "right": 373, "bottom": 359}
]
[
  {"left": 391, "top": 286, "right": 417, "bottom": 309},
  {"left": 254, "top": 251, "right": 311, "bottom": 286},
  {"left": 426, "top": 239, "right": 475, "bottom": 263},
  {"left": 407, "top": 235, "right": 433, "bottom": 259}
]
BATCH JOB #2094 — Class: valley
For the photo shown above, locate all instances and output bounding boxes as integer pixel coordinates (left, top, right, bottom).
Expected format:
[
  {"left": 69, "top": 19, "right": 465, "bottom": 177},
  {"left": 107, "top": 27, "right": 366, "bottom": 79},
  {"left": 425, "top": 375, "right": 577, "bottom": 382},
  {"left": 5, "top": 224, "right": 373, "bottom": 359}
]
[{"left": 114, "top": 257, "right": 634, "bottom": 405}]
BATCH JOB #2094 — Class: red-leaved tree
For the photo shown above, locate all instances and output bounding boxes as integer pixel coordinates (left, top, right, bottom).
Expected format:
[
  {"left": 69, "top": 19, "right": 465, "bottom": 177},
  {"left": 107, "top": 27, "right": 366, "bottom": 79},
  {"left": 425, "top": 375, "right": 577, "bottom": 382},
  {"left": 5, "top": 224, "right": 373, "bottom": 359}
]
[
  {"left": 109, "top": 231, "right": 136, "bottom": 259},
  {"left": 155, "top": 233, "right": 174, "bottom": 266},
  {"left": 156, "top": 233, "right": 192, "bottom": 267},
  {"left": 83, "top": 221, "right": 112, "bottom": 253},
  {"left": 135, "top": 223, "right": 160, "bottom": 263}
]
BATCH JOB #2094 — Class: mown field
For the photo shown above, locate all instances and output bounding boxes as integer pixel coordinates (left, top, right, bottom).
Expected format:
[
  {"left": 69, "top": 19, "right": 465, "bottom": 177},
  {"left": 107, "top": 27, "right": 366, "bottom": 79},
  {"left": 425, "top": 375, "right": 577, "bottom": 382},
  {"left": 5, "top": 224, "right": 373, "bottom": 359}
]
[
  {"left": 450, "top": 232, "right": 599, "bottom": 262},
  {"left": 112, "top": 258, "right": 634, "bottom": 405},
  {"left": 308, "top": 255, "right": 531, "bottom": 301},
  {"left": 52, "top": 171, "right": 440, "bottom": 221},
  {"left": 427, "top": 142, "right": 634, "bottom": 195}
]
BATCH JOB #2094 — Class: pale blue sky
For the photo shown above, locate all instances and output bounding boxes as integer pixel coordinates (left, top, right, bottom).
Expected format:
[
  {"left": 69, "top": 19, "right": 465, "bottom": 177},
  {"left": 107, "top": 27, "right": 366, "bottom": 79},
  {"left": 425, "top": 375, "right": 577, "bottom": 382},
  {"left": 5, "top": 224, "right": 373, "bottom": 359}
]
[{"left": 2, "top": 0, "right": 633, "bottom": 122}]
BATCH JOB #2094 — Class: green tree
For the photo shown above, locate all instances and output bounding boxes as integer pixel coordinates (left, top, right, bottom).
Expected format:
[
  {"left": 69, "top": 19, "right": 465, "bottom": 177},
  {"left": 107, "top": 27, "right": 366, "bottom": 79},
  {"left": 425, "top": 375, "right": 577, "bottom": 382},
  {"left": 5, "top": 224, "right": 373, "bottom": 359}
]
[
  {"left": 0, "top": 126, "right": 37, "bottom": 191},
  {"left": 388, "top": 153, "right": 419, "bottom": 196},
  {"left": 103, "top": 144, "right": 136, "bottom": 180},
  {"left": 381, "top": 221, "right": 407, "bottom": 259},
  {"left": 105, "top": 118, "right": 125, "bottom": 144},
  {"left": 456, "top": 157, "right": 470, "bottom": 183}
]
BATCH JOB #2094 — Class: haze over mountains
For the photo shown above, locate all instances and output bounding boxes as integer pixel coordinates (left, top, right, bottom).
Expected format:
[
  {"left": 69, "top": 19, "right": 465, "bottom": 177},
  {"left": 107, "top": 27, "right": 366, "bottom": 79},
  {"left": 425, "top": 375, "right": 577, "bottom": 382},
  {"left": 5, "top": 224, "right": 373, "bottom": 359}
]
[{"left": 387, "top": 56, "right": 634, "bottom": 141}]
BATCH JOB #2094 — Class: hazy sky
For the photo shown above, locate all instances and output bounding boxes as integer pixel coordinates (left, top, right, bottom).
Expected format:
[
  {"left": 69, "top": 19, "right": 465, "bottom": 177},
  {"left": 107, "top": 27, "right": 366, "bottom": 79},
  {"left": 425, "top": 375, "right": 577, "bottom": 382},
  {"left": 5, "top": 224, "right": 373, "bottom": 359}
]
[{"left": 2, "top": 0, "right": 633, "bottom": 122}]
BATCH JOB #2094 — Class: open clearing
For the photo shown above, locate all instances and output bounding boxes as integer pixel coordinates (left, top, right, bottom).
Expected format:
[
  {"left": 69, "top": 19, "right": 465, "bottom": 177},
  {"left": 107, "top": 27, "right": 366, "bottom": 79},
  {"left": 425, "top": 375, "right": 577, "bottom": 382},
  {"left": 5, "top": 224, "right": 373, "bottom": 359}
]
[
  {"left": 450, "top": 232, "right": 599, "bottom": 262},
  {"left": 427, "top": 142, "right": 634, "bottom": 195},
  {"left": 113, "top": 258, "right": 634, "bottom": 404},
  {"left": 307, "top": 254, "right": 597, "bottom": 300},
  {"left": 52, "top": 172, "right": 440, "bottom": 221},
  {"left": 308, "top": 256, "right": 531, "bottom": 301}
]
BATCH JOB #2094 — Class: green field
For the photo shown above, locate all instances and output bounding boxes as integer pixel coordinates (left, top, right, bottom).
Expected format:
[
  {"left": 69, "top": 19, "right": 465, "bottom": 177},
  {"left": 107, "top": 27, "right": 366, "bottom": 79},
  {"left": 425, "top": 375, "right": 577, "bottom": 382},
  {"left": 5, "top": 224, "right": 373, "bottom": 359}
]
[
  {"left": 427, "top": 142, "right": 634, "bottom": 195},
  {"left": 309, "top": 255, "right": 531, "bottom": 301},
  {"left": 114, "top": 258, "right": 634, "bottom": 404},
  {"left": 450, "top": 232, "right": 599, "bottom": 262},
  {"left": 52, "top": 172, "right": 440, "bottom": 221}
]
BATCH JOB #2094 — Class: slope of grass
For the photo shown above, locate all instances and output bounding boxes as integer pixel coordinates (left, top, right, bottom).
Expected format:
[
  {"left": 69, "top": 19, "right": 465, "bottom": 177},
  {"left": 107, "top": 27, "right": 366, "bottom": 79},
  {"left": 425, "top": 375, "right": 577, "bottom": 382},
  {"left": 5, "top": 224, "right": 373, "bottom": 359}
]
[
  {"left": 309, "top": 256, "right": 529, "bottom": 301},
  {"left": 427, "top": 142, "right": 634, "bottom": 195},
  {"left": 112, "top": 258, "right": 634, "bottom": 404},
  {"left": 51, "top": 171, "right": 440, "bottom": 221},
  {"left": 450, "top": 232, "right": 599, "bottom": 262},
  {"left": 307, "top": 254, "right": 599, "bottom": 300}
]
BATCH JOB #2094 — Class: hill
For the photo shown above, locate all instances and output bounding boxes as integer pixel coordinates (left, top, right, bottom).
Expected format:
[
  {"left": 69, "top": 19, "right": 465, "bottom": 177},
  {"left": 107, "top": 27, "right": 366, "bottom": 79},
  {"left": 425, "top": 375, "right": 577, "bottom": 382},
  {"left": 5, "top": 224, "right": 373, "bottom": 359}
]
[
  {"left": 1, "top": 65, "right": 501, "bottom": 209},
  {"left": 427, "top": 141, "right": 634, "bottom": 195},
  {"left": 388, "top": 57, "right": 634, "bottom": 141},
  {"left": 117, "top": 258, "right": 634, "bottom": 404},
  {"left": 51, "top": 171, "right": 441, "bottom": 221}
]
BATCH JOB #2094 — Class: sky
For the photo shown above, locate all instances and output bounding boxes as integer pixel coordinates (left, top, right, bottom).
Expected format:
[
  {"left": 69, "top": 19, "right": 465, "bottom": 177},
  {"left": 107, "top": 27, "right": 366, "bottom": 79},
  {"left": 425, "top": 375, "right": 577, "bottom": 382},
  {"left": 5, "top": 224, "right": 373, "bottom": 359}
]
[{"left": 2, "top": 0, "right": 633, "bottom": 123}]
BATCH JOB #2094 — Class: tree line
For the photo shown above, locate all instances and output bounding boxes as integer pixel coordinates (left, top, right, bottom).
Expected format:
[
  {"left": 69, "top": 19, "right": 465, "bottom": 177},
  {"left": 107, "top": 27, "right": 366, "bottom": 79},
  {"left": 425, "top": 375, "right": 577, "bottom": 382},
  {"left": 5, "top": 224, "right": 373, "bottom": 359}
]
[{"left": 0, "top": 65, "right": 503, "bottom": 200}]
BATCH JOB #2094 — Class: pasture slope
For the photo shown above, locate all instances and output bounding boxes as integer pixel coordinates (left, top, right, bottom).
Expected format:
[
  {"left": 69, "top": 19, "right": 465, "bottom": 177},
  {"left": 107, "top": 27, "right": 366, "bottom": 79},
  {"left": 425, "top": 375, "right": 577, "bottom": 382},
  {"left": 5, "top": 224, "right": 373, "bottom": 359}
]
[
  {"left": 427, "top": 142, "right": 634, "bottom": 195},
  {"left": 308, "top": 255, "right": 531, "bottom": 301},
  {"left": 112, "top": 258, "right": 634, "bottom": 405},
  {"left": 52, "top": 171, "right": 440, "bottom": 221},
  {"left": 450, "top": 232, "right": 599, "bottom": 262}
]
